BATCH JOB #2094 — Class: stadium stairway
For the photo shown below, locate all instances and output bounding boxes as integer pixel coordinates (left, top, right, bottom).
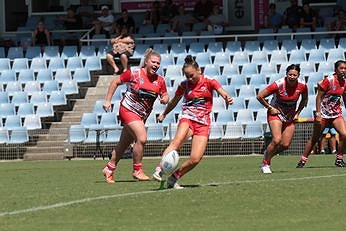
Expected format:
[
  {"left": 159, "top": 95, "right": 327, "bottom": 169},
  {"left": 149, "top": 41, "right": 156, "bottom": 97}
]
[{"left": 23, "top": 74, "right": 114, "bottom": 160}]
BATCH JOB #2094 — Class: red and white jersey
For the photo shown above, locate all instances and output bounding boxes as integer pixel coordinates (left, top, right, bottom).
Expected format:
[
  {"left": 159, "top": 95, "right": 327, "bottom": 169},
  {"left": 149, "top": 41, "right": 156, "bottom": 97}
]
[
  {"left": 267, "top": 77, "right": 307, "bottom": 122},
  {"left": 319, "top": 74, "right": 346, "bottom": 118},
  {"left": 176, "top": 75, "right": 221, "bottom": 125},
  {"left": 120, "top": 68, "right": 167, "bottom": 120}
]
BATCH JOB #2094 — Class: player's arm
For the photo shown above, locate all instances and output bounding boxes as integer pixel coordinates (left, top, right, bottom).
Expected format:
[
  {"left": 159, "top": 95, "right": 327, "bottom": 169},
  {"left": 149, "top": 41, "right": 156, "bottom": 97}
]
[
  {"left": 103, "top": 75, "right": 123, "bottom": 111},
  {"left": 157, "top": 95, "right": 182, "bottom": 122},
  {"left": 314, "top": 83, "right": 326, "bottom": 121},
  {"left": 216, "top": 87, "right": 233, "bottom": 108},
  {"left": 294, "top": 90, "right": 308, "bottom": 119},
  {"left": 257, "top": 87, "right": 279, "bottom": 115}
]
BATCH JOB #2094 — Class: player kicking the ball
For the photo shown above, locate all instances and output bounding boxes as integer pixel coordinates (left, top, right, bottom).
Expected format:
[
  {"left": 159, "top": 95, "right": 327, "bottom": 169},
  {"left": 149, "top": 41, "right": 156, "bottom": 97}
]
[{"left": 152, "top": 55, "right": 233, "bottom": 189}]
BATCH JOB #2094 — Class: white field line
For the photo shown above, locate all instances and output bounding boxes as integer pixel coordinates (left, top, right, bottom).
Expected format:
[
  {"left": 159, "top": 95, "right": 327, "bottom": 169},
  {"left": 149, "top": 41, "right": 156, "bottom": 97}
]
[{"left": 1, "top": 173, "right": 346, "bottom": 217}]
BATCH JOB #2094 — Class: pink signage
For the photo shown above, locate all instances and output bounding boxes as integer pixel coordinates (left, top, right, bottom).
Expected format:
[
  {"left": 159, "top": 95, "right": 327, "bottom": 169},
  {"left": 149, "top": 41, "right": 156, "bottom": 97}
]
[{"left": 121, "top": 0, "right": 223, "bottom": 11}]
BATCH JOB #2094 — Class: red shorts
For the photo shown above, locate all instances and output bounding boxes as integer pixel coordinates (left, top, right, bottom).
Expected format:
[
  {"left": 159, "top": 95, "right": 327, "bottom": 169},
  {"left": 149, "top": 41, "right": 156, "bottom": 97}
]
[
  {"left": 179, "top": 118, "right": 210, "bottom": 137},
  {"left": 267, "top": 114, "right": 294, "bottom": 128},
  {"left": 321, "top": 115, "right": 343, "bottom": 126},
  {"left": 119, "top": 105, "right": 143, "bottom": 125}
]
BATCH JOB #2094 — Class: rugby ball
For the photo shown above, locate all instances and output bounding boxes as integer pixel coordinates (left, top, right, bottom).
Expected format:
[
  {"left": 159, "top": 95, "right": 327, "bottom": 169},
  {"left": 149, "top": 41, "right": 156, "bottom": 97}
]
[{"left": 160, "top": 150, "right": 180, "bottom": 175}]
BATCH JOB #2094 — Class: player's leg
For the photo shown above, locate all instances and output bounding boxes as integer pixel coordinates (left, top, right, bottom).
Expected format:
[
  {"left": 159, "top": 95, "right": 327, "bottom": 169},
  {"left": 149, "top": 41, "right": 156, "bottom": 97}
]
[
  {"left": 332, "top": 118, "right": 346, "bottom": 167},
  {"left": 261, "top": 119, "right": 283, "bottom": 173},
  {"left": 297, "top": 120, "right": 325, "bottom": 168},
  {"left": 103, "top": 125, "right": 135, "bottom": 183},
  {"left": 153, "top": 120, "right": 192, "bottom": 181},
  {"left": 126, "top": 120, "right": 151, "bottom": 180},
  {"left": 167, "top": 135, "right": 208, "bottom": 189}
]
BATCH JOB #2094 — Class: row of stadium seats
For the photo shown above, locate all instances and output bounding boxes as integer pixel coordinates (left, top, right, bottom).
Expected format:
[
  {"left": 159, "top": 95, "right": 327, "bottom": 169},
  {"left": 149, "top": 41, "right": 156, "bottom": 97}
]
[
  {"left": 0, "top": 126, "right": 29, "bottom": 144},
  {"left": 0, "top": 68, "right": 91, "bottom": 84},
  {"left": 0, "top": 57, "right": 102, "bottom": 71}
]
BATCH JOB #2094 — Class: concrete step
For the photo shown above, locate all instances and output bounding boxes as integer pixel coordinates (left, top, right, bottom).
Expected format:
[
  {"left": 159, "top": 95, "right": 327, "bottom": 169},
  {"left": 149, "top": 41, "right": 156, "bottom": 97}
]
[
  {"left": 25, "top": 145, "right": 64, "bottom": 154},
  {"left": 24, "top": 151, "right": 64, "bottom": 160}
]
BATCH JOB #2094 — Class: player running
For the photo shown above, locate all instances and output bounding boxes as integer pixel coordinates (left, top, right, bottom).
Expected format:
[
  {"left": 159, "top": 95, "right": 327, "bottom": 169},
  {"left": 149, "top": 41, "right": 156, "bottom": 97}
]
[
  {"left": 297, "top": 60, "right": 346, "bottom": 168},
  {"left": 257, "top": 64, "right": 308, "bottom": 173},
  {"left": 102, "top": 48, "right": 169, "bottom": 183}
]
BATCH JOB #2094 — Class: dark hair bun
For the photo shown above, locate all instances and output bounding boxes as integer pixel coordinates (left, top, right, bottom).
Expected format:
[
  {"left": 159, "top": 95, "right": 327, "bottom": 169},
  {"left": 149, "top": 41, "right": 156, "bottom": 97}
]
[{"left": 184, "top": 55, "right": 194, "bottom": 64}]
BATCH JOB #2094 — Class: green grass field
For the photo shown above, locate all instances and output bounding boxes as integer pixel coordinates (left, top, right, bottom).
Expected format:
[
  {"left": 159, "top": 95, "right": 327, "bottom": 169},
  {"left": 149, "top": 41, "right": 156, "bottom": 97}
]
[{"left": 1, "top": 155, "right": 346, "bottom": 231}]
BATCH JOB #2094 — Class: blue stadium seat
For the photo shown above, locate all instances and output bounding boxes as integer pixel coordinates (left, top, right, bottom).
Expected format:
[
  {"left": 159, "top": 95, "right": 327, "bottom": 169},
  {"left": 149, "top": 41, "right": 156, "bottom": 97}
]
[
  {"left": 103, "top": 127, "right": 122, "bottom": 143},
  {"left": 73, "top": 68, "right": 91, "bottom": 83},
  {"left": 195, "top": 52, "right": 212, "bottom": 67},
  {"left": 11, "top": 92, "right": 29, "bottom": 107},
  {"left": 43, "top": 46, "right": 60, "bottom": 59},
  {"left": 317, "top": 61, "right": 334, "bottom": 74},
  {"left": 84, "top": 56, "right": 102, "bottom": 71},
  {"left": 222, "top": 63, "right": 239, "bottom": 76},
  {"left": 300, "top": 38, "right": 317, "bottom": 51},
  {"left": 30, "top": 91, "right": 48, "bottom": 106},
  {"left": 206, "top": 42, "right": 224, "bottom": 55},
  {"left": 225, "top": 41, "right": 242, "bottom": 55},
  {"left": 262, "top": 40, "right": 279, "bottom": 52},
  {"left": 30, "top": 57, "right": 47, "bottom": 70},
  {"left": 79, "top": 45, "right": 96, "bottom": 59},
  {"left": 232, "top": 51, "right": 249, "bottom": 65},
  {"left": 0, "top": 58, "right": 11, "bottom": 70},
  {"left": 307, "top": 49, "right": 326, "bottom": 63},
  {"left": 25, "top": 46, "right": 42, "bottom": 59},
  {"left": 251, "top": 51, "right": 268, "bottom": 64},
  {"left": 270, "top": 50, "right": 288, "bottom": 64},
  {"left": 243, "top": 40, "right": 261, "bottom": 54},
  {"left": 235, "top": 108, "right": 254, "bottom": 124},
  {"left": 66, "top": 56, "right": 83, "bottom": 70},
  {"left": 170, "top": 43, "right": 187, "bottom": 57},
  {"left": 12, "top": 58, "right": 29, "bottom": 71},
  {"left": 203, "top": 64, "right": 220, "bottom": 76},
  {"left": 146, "top": 124, "right": 165, "bottom": 141},
  {"left": 36, "top": 69, "right": 53, "bottom": 83},
  {"left": 54, "top": 68, "right": 72, "bottom": 83},
  {"left": 48, "top": 57, "right": 65, "bottom": 70},
  {"left": 153, "top": 43, "right": 169, "bottom": 54},
  {"left": 23, "top": 81, "right": 41, "bottom": 95},
  {"left": 240, "top": 63, "right": 258, "bottom": 76},
  {"left": 17, "top": 102, "right": 35, "bottom": 118},
  {"left": 81, "top": 112, "right": 98, "bottom": 129},
  {"left": 213, "top": 52, "right": 231, "bottom": 66},
  {"left": 7, "top": 47, "right": 24, "bottom": 59},
  {"left": 7, "top": 127, "right": 29, "bottom": 144},
  {"left": 0, "top": 47, "right": 5, "bottom": 58},
  {"left": 49, "top": 90, "right": 67, "bottom": 106},
  {"left": 223, "top": 122, "right": 243, "bottom": 139},
  {"left": 188, "top": 42, "right": 205, "bottom": 56},
  {"left": 209, "top": 123, "right": 224, "bottom": 140},
  {"left": 17, "top": 69, "right": 34, "bottom": 84},
  {"left": 35, "top": 102, "right": 54, "bottom": 118},
  {"left": 260, "top": 63, "right": 277, "bottom": 76},
  {"left": 60, "top": 80, "right": 78, "bottom": 95},
  {"left": 23, "top": 114, "right": 42, "bottom": 130},
  {"left": 0, "top": 128, "right": 9, "bottom": 144},
  {"left": 288, "top": 49, "right": 306, "bottom": 63},
  {"left": 4, "top": 115, "right": 22, "bottom": 129},
  {"left": 42, "top": 80, "right": 59, "bottom": 93},
  {"left": 61, "top": 46, "right": 78, "bottom": 59},
  {"left": 326, "top": 48, "right": 345, "bottom": 63},
  {"left": 243, "top": 121, "right": 263, "bottom": 138},
  {"left": 0, "top": 103, "right": 16, "bottom": 117},
  {"left": 68, "top": 125, "right": 86, "bottom": 143}
]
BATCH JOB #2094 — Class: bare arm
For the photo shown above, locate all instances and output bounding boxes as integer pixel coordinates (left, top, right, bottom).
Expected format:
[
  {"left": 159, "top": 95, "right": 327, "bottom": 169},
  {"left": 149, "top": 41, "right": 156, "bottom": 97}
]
[
  {"left": 314, "top": 84, "right": 326, "bottom": 122},
  {"left": 257, "top": 88, "right": 279, "bottom": 115},
  {"left": 294, "top": 91, "right": 308, "bottom": 120},
  {"left": 103, "top": 75, "right": 122, "bottom": 111},
  {"left": 216, "top": 87, "right": 233, "bottom": 108},
  {"left": 157, "top": 94, "right": 182, "bottom": 122}
]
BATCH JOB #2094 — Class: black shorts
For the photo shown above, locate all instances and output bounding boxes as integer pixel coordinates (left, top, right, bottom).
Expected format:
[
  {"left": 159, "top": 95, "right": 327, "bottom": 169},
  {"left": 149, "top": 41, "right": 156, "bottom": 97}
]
[{"left": 107, "top": 50, "right": 132, "bottom": 58}]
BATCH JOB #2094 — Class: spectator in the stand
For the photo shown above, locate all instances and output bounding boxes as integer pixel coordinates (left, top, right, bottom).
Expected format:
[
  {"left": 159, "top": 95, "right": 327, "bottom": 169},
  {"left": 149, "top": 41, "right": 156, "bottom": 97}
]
[
  {"left": 300, "top": 1, "right": 317, "bottom": 31},
  {"left": 59, "top": 8, "right": 83, "bottom": 30},
  {"left": 76, "top": 0, "right": 94, "bottom": 29},
  {"left": 93, "top": 5, "right": 114, "bottom": 38},
  {"left": 58, "top": 8, "right": 83, "bottom": 45},
  {"left": 32, "top": 20, "right": 51, "bottom": 47},
  {"left": 264, "top": 3, "right": 282, "bottom": 32},
  {"left": 193, "top": 0, "right": 214, "bottom": 22},
  {"left": 170, "top": 4, "right": 197, "bottom": 34},
  {"left": 142, "top": 10, "right": 151, "bottom": 25},
  {"left": 160, "top": 0, "right": 178, "bottom": 24},
  {"left": 106, "top": 27, "right": 135, "bottom": 74},
  {"left": 149, "top": 1, "right": 161, "bottom": 31},
  {"left": 283, "top": 0, "right": 303, "bottom": 31},
  {"left": 114, "top": 9, "right": 135, "bottom": 35},
  {"left": 204, "top": 4, "right": 229, "bottom": 35},
  {"left": 328, "top": 9, "right": 346, "bottom": 32}
]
